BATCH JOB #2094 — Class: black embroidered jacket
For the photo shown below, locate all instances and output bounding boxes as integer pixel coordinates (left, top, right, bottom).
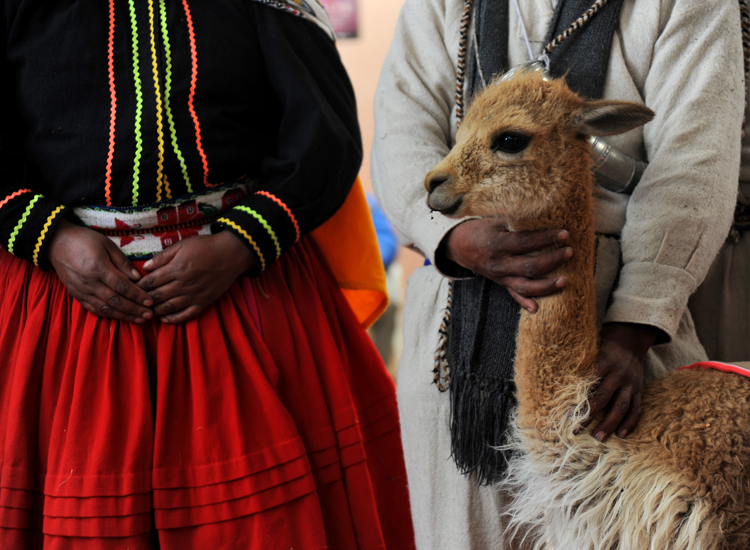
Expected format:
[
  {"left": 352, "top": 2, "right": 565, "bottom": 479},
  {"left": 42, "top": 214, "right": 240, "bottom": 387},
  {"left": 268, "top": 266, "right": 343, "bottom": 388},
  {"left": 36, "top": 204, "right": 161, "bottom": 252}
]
[{"left": 1, "top": 0, "right": 362, "bottom": 272}]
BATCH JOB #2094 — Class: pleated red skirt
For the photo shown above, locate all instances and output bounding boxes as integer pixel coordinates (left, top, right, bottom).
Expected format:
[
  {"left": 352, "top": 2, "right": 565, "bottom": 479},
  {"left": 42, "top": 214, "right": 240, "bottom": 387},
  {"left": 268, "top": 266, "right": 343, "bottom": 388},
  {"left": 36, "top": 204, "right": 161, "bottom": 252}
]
[{"left": 0, "top": 238, "right": 415, "bottom": 549}]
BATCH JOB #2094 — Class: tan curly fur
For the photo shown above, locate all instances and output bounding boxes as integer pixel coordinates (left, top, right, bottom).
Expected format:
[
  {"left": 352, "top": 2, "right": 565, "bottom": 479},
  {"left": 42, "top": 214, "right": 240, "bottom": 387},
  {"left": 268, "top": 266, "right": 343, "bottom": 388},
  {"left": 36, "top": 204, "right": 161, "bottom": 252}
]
[{"left": 425, "top": 69, "right": 750, "bottom": 549}]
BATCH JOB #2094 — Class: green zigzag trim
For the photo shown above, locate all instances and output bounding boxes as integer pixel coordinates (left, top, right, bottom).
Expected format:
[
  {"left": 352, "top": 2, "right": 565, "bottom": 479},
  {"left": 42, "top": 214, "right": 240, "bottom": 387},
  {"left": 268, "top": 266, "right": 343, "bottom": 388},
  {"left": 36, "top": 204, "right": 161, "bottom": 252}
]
[
  {"left": 234, "top": 205, "right": 282, "bottom": 258},
  {"left": 8, "top": 194, "right": 42, "bottom": 255},
  {"left": 159, "top": 0, "right": 193, "bottom": 194},
  {"left": 128, "top": 0, "right": 145, "bottom": 206}
]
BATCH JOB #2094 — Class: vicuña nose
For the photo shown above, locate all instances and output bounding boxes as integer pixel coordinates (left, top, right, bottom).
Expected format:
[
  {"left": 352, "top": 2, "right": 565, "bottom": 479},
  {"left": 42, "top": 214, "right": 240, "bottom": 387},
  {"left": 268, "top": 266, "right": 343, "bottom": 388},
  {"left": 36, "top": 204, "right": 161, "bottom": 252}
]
[{"left": 428, "top": 175, "right": 449, "bottom": 193}]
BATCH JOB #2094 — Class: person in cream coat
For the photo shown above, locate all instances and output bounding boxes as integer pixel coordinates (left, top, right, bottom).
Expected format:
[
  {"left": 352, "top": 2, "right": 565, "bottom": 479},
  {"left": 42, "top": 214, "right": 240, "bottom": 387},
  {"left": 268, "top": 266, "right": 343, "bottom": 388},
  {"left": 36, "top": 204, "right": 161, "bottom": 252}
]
[{"left": 372, "top": 0, "right": 745, "bottom": 547}]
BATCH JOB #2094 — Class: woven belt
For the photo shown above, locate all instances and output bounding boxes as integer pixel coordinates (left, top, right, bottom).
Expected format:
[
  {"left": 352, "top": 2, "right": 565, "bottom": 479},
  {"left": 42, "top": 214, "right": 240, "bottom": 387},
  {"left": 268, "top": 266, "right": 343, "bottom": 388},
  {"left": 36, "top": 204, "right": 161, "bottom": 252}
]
[{"left": 72, "top": 180, "right": 255, "bottom": 259}]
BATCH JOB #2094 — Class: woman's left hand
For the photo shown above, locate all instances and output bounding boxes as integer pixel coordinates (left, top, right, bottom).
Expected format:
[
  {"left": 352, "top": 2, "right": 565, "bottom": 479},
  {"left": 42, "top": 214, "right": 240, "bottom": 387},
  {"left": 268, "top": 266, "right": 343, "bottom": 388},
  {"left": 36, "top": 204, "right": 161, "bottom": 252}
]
[{"left": 138, "top": 231, "right": 255, "bottom": 323}]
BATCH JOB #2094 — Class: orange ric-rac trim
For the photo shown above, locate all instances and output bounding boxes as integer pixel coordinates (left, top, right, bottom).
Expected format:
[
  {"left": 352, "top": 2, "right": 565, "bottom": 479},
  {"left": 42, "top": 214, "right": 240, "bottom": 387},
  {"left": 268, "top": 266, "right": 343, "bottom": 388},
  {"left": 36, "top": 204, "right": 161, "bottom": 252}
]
[
  {"left": 182, "top": 0, "right": 211, "bottom": 187},
  {"left": 255, "top": 191, "right": 300, "bottom": 242},
  {"left": 0, "top": 189, "right": 32, "bottom": 212},
  {"left": 104, "top": 0, "right": 117, "bottom": 206}
]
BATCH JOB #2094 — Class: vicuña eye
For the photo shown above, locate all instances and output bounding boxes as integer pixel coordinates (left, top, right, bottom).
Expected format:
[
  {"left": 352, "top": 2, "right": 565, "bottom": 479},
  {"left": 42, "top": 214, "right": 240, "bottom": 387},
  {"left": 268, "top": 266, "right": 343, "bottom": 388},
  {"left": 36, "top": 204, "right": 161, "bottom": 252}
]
[{"left": 491, "top": 132, "right": 531, "bottom": 154}]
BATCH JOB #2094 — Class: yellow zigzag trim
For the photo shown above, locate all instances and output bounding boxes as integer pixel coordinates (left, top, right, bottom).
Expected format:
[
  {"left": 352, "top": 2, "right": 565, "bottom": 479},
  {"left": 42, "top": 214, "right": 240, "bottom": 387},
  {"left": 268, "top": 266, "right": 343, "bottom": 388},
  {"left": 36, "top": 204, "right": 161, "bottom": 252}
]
[
  {"left": 33, "top": 206, "right": 65, "bottom": 266},
  {"left": 163, "top": 175, "right": 172, "bottom": 201},
  {"left": 217, "top": 218, "right": 266, "bottom": 271}
]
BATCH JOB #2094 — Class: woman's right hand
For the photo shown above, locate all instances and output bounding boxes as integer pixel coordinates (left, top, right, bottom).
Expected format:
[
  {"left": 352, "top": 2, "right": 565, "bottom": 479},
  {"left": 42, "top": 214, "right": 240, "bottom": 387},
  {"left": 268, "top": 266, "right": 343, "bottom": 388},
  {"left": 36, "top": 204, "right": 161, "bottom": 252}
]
[
  {"left": 46, "top": 219, "right": 154, "bottom": 323},
  {"left": 440, "top": 218, "right": 574, "bottom": 313}
]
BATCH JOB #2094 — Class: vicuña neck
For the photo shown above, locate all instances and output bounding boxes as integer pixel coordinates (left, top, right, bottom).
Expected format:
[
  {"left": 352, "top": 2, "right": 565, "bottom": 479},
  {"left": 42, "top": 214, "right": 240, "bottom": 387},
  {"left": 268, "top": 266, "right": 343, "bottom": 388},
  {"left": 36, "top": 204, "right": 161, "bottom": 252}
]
[{"left": 511, "top": 182, "right": 599, "bottom": 430}]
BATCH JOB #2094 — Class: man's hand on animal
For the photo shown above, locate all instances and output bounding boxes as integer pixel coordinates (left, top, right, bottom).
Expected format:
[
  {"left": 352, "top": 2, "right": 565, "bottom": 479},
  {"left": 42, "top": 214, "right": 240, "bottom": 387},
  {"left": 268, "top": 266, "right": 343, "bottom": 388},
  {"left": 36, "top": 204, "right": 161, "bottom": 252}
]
[
  {"left": 47, "top": 219, "right": 156, "bottom": 323},
  {"left": 138, "top": 231, "right": 255, "bottom": 324},
  {"left": 585, "top": 322, "right": 658, "bottom": 442},
  {"left": 440, "top": 217, "right": 573, "bottom": 313}
]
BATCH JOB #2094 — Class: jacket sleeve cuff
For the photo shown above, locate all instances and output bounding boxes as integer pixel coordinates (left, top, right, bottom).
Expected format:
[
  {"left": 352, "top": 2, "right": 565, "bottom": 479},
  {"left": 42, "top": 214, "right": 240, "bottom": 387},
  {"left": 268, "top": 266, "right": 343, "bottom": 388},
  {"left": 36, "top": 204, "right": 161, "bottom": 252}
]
[
  {"left": 603, "top": 261, "right": 697, "bottom": 345},
  {"left": 416, "top": 214, "right": 479, "bottom": 279},
  {"left": 213, "top": 190, "right": 300, "bottom": 277},
  {"left": 0, "top": 191, "right": 67, "bottom": 270}
]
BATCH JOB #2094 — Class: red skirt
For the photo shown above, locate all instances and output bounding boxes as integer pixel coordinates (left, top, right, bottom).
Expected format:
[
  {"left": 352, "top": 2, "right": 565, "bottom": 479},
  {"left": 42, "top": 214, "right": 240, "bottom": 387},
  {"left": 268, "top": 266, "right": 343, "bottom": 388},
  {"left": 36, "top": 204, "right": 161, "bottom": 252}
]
[{"left": 0, "top": 238, "right": 415, "bottom": 549}]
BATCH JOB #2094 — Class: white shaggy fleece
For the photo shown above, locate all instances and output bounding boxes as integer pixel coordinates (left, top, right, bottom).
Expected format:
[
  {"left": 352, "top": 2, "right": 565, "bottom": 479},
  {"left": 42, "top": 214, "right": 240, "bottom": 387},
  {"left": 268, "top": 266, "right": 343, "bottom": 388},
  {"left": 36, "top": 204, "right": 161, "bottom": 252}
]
[{"left": 502, "top": 382, "right": 721, "bottom": 550}]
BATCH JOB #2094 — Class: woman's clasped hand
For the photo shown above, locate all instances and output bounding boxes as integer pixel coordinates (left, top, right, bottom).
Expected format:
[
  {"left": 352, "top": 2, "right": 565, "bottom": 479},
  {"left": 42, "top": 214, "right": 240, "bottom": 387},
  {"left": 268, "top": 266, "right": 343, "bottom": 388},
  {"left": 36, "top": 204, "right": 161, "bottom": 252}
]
[{"left": 47, "top": 219, "right": 253, "bottom": 324}]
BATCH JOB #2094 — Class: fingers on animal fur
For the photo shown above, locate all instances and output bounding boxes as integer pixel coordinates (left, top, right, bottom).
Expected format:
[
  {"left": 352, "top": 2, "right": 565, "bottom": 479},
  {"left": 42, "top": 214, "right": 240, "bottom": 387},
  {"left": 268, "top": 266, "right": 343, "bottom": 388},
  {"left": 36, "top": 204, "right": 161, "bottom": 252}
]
[
  {"left": 512, "top": 232, "right": 536, "bottom": 252},
  {"left": 554, "top": 230, "right": 569, "bottom": 246},
  {"left": 507, "top": 287, "right": 537, "bottom": 313},
  {"left": 502, "top": 250, "right": 567, "bottom": 282},
  {"left": 507, "top": 229, "right": 563, "bottom": 253},
  {"left": 586, "top": 385, "right": 613, "bottom": 424},
  {"left": 594, "top": 386, "right": 635, "bottom": 442},
  {"left": 486, "top": 217, "right": 510, "bottom": 232},
  {"left": 503, "top": 276, "right": 565, "bottom": 300},
  {"left": 542, "top": 246, "right": 573, "bottom": 273},
  {"left": 523, "top": 258, "right": 544, "bottom": 279},
  {"left": 617, "top": 391, "right": 643, "bottom": 439},
  {"left": 503, "top": 248, "right": 572, "bottom": 281}
]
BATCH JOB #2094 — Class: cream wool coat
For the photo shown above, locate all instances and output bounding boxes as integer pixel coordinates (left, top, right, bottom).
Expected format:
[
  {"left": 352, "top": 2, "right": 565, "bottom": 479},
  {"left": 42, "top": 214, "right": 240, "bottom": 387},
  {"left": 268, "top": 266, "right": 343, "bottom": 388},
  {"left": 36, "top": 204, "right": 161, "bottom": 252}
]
[
  {"left": 689, "top": 98, "right": 750, "bottom": 362},
  {"left": 372, "top": 0, "right": 744, "bottom": 548}
]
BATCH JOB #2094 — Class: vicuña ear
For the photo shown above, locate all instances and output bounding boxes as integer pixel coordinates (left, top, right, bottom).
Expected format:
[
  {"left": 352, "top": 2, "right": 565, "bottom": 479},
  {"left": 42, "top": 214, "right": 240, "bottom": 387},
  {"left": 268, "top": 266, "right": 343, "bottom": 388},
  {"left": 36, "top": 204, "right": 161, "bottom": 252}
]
[{"left": 573, "top": 100, "right": 655, "bottom": 137}]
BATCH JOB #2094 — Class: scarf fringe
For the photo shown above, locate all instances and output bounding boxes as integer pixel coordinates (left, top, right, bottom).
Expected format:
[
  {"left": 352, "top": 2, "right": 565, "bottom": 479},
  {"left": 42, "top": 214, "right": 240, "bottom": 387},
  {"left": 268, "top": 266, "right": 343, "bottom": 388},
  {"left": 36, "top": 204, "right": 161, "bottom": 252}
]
[{"left": 449, "top": 367, "right": 518, "bottom": 485}]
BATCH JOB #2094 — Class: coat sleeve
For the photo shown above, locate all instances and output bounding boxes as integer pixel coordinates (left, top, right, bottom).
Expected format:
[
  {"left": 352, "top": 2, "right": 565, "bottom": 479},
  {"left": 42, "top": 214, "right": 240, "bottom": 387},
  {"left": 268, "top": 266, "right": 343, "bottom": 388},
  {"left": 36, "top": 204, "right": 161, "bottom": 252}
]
[
  {"left": 372, "top": 0, "right": 477, "bottom": 278},
  {"left": 603, "top": 0, "right": 744, "bottom": 343},
  {"left": 214, "top": 4, "right": 362, "bottom": 277},
  {"left": 0, "top": 20, "right": 67, "bottom": 270}
]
